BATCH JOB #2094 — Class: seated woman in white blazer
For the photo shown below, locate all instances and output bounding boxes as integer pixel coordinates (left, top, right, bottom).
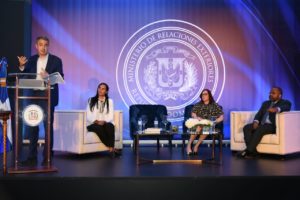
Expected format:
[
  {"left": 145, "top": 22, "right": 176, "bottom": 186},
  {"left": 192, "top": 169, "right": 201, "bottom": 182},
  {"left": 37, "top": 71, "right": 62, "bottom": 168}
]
[{"left": 86, "top": 82, "right": 121, "bottom": 157}]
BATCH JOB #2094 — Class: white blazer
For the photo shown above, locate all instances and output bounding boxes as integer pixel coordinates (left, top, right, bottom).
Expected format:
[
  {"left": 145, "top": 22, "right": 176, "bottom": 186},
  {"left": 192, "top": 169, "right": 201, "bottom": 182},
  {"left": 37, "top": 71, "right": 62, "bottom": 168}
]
[{"left": 86, "top": 98, "right": 114, "bottom": 126}]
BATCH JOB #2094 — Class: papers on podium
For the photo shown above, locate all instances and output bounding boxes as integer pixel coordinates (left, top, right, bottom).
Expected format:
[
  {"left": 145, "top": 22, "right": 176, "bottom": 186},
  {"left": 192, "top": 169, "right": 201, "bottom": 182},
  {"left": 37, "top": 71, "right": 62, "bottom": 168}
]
[{"left": 44, "top": 72, "right": 64, "bottom": 85}]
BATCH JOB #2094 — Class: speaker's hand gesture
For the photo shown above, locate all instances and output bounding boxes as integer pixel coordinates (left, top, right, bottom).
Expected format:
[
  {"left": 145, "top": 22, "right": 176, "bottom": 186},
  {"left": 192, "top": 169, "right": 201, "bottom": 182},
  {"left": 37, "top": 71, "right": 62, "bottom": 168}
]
[
  {"left": 17, "top": 56, "right": 28, "bottom": 68},
  {"left": 268, "top": 107, "right": 279, "bottom": 113}
]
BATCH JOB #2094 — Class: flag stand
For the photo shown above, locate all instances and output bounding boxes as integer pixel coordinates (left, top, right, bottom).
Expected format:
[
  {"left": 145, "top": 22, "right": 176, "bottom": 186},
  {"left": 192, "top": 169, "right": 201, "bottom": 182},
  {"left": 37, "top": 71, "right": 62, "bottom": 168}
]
[{"left": 0, "top": 111, "right": 11, "bottom": 174}]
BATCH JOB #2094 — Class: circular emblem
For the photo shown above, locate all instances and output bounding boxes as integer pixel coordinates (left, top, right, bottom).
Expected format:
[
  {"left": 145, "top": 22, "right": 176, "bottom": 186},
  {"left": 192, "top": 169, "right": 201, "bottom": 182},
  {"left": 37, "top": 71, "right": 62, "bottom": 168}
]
[
  {"left": 22, "top": 104, "right": 44, "bottom": 127},
  {"left": 116, "top": 19, "right": 226, "bottom": 122}
]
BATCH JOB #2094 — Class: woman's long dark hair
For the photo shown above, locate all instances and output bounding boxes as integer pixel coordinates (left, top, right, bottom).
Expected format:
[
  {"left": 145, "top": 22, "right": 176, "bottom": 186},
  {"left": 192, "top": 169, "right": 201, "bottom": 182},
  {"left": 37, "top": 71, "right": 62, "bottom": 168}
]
[
  {"left": 89, "top": 82, "right": 110, "bottom": 113},
  {"left": 200, "top": 89, "right": 215, "bottom": 104}
]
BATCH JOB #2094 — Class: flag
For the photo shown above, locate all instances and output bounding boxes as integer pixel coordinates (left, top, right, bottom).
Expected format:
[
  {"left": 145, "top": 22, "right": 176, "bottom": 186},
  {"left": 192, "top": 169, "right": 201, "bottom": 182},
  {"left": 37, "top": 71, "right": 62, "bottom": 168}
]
[{"left": 0, "top": 57, "right": 12, "bottom": 153}]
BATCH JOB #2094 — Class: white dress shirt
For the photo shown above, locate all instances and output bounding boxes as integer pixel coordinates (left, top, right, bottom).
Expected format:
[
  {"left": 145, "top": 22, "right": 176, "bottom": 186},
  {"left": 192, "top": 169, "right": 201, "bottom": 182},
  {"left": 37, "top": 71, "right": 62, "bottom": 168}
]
[
  {"left": 86, "top": 98, "right": 114, "bottom": 126},
  {"left": 36, "top": 54, "right": 49, "bottom": 80}
]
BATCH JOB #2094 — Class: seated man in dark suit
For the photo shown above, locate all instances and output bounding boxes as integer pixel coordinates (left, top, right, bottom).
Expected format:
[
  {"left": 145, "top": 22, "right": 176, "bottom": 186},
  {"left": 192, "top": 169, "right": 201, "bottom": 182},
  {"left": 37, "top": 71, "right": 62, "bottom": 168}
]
[{"left": 237, "top": 86, "right": 291, "bottom": 158}]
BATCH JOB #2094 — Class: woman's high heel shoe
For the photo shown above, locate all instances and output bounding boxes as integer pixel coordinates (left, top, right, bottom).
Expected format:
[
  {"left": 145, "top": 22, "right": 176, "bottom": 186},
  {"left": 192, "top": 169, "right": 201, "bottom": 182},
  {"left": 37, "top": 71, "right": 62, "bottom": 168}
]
[
  {"left": 192, "top": 147, "right": 199, "bottom": 155},
  {"left": 110, "top": 149, "right": 122, "bottom": 158},
  {"left": 186, "top": 148, "right": 193, "bottom": 156},
  {"left": 114, "top": 149, "right": 122, "bottom": 156}
]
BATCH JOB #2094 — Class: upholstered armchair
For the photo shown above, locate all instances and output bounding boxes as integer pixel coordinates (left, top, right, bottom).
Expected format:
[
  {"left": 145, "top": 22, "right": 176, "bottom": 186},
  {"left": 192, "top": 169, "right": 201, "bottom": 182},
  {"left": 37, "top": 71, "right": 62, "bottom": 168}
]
[
  {"left": 53, "top": 110, "right": 123, "bottom": 154},
  {"left": 129, "top": 104, "right": 170, "bottom": 139},
  {"left": 230, "top": 111, "right": 300, "bottom": 155}
]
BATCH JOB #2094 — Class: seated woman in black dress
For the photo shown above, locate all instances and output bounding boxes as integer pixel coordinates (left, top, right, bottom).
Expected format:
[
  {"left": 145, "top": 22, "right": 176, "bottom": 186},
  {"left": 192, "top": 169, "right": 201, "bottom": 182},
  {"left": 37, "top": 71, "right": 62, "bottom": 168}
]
[
  {"left": 86, "top": 82, "right": 120, "bottom": 157},
  {"left": 186, "top": 89, "right": 224, "bottom": 155}
]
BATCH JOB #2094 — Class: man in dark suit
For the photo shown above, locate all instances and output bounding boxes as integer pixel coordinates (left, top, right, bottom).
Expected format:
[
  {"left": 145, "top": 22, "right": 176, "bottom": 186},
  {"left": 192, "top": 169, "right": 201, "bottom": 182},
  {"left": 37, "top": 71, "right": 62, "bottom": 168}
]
[
  {"left": 237, "top": 87, "right": 291, "bottom": 158},
  {"left": 17, "top": 36, "right": 64, "bottom": 166}
]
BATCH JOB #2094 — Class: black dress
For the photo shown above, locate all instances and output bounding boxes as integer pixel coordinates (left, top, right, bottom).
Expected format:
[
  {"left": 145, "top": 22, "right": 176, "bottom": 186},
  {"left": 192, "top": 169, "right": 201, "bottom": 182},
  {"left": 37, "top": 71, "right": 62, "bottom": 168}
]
[{"left": 192, "top": 102, "right": 223, "bottom": 119}]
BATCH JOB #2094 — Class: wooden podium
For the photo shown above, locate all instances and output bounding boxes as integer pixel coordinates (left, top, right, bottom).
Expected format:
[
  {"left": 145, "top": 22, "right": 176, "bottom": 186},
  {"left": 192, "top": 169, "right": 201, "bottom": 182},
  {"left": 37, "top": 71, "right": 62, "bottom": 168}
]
[{"left": 7, "top": 73, "right": 58, "bottom": 174}]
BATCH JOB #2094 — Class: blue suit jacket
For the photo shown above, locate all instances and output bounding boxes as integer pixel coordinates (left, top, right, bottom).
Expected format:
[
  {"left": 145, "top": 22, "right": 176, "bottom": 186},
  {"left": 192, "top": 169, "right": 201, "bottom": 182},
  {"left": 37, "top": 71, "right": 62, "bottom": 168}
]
[
  {"left": 24, "top": 54, "right": 64, "bottom": 107},
  {"left": 254, "top": 99, "right": 292, "bottom": 128}
]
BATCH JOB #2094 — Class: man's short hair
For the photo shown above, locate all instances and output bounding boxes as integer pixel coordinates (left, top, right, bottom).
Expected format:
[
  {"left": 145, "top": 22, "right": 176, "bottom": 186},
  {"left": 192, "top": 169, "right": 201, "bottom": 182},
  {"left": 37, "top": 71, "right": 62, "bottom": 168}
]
[
  {"left": 273, "top": 86, "right": 283, "bottom": 95},
  {"left": 36, "top": 36, "right": 49, "bottom": 44}
]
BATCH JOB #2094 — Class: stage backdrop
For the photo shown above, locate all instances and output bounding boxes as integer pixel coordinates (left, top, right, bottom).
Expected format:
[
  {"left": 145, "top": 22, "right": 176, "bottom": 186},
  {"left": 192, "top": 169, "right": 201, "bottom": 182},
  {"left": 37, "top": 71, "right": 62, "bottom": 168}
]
[{"left": 31, "top": 0, "right": 300, "bottom": 140}]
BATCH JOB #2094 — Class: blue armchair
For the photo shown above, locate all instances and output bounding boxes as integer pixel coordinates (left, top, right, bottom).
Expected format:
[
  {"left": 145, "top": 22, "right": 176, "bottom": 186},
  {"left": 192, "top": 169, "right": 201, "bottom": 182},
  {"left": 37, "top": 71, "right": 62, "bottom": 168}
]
[{"left": 129, "top": 104, "right": 170, "bottom": 139}]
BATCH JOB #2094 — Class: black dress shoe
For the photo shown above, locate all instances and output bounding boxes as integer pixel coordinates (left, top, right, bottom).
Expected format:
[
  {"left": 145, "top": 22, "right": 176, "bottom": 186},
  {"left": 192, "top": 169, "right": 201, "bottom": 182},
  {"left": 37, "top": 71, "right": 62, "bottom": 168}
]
[
  {"left": 236, "top": 150, "right": 248, "bottom": 158},
  {"left": 244, "top": 151, "right": 259, "bottom": 159},
  {"left": 20, "top": 157, "right": 38, "bottom": 166}
]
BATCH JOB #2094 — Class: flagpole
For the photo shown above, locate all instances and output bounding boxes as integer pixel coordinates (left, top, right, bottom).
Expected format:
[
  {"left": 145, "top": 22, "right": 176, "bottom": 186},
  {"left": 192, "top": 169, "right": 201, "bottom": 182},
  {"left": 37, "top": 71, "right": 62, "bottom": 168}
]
[
  {"left": 15, "top": 76, "right": 19, "bottom": 168},
  {"left": 0, "top": 57, "right": 12, "bottom": 174}
]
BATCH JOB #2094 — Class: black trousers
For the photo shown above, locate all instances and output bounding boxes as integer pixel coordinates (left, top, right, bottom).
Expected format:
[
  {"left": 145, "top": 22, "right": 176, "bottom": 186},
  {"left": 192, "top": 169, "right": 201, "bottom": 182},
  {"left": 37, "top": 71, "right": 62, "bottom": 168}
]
[
  {"left": 25, "top": 90, "right": 55, "bottom": 160},
  {"left": 243, "top": 123, "right": 276, "bottom": 153},
  {"left": 87, "top": 123, "right": 115, "bottom": 148}
]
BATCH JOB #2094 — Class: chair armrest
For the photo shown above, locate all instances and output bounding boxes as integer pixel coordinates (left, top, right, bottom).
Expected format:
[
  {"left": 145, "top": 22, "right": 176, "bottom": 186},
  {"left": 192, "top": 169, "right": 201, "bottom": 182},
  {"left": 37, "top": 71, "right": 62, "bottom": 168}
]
[
  {"left": 276, "top": 111, "right": 300, "bottom": 153},
  {"left": 53, "top": 110, "right": 86, "bottom": 152},
  {"left": 230, "top": 111, "right": 256, "bottom": 141},
  {"left": 114, "top": 110, "right": 123, "bottom": 143}
]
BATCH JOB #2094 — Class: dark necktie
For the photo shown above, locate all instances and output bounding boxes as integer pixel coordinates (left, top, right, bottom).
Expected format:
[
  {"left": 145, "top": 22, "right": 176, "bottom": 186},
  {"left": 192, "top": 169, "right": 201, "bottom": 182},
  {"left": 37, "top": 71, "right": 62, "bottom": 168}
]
[{"left": 261, "top": 102, "right": 274, "bottom": 125}]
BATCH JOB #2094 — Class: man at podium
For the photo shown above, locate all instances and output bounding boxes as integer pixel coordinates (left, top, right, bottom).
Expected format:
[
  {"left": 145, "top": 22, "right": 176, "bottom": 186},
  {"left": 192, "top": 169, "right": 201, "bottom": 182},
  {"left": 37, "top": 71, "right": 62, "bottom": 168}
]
[{"left": 17, "top": 36, "right": 64, "bottom": 166}]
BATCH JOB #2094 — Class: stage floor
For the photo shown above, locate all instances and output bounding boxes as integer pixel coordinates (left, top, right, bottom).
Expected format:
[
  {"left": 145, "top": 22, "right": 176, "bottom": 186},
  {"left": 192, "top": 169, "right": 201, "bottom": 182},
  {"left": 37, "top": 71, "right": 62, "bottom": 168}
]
[
  {"left": 1, "top": 145, "right": 300, "bottom": 199},
  {"left": 1, "top": 145, "right": 300, "bottom": 177}
]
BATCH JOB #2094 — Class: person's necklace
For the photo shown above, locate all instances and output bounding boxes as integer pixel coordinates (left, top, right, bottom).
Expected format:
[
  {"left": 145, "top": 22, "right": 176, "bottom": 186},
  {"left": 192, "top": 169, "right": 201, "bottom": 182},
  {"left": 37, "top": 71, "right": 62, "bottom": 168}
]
[
  {"left": 98, "top": 97, "right": 105, "bottom": 102},
  {"left": 98, "top": 97, "right": 105, "bottom": 113}
]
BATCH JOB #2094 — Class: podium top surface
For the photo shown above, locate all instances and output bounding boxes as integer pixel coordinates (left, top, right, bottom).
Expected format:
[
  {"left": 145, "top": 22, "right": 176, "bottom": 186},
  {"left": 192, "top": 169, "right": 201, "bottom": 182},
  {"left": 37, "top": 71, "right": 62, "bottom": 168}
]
[
  {"left": 8, "top": 73, "right": 38, "bottom": 76},
  {"left": 7, "top": 86, "right": 53, "bottom": 90},
  {"left": 7, "top": 72, "right": 64, "bottom": 86}
]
